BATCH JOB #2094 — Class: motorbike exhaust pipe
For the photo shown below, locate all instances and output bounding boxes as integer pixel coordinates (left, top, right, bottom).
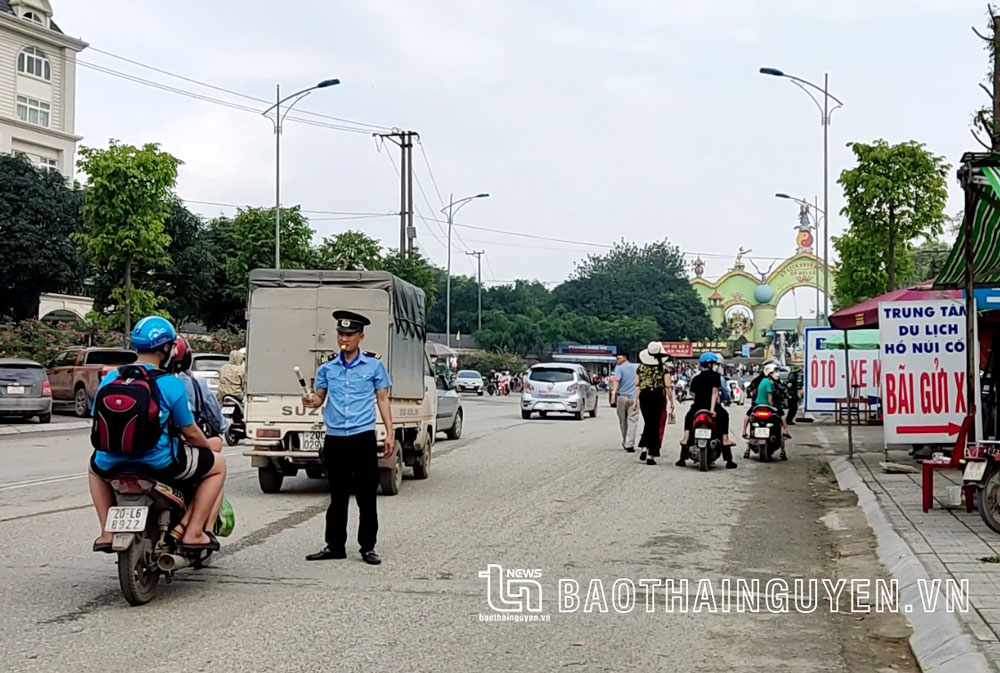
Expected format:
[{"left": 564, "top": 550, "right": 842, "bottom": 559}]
[{"left": 157, "top": 553, "right": 191, "bottom": 572}]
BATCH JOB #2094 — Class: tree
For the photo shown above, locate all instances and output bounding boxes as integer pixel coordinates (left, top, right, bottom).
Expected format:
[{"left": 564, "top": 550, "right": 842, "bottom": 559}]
[
  {"left": 223, "top": 206, "right": 314, "bottom": 302},
  {"left": 76, "top": 140, "right": 181, "bottom": 336},
  {"left": 836, "top": 139, "right": 949, "bottom": 302},
  {"left": 314, "top": 230, "right": 383, "bottom": 270},
  {"left": 0, "top": 154, "right": 85, "bottom": 320},
  {"left": 971, "top": 6, "right": 1000, "bottom": 151},
  {"left": 379, "top": 250, "right": 438, "bottom": 307},
  {"left": 552, "top": 238, "right": 712, "bottom": 339}
]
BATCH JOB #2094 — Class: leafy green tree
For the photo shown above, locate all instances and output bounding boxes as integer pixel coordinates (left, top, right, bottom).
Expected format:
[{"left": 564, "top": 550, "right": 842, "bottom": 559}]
[
  {"left": 552, "top": 239, "right": 711, "bottom": 339},
  {"left": 379, "top": 249, "right": 438, "bottom": 308},
  {"left": 314, "top": 230, "right": 383, "bottom": 270},
  {"left": 76, "top": 140, "right": 181, "bottom": 336},
  {"left": 836, "top": 139, "right": 949, "bottom": 301},
  {"left": 223, "top": 206, "right": 314, "bottom": 302},
  {"left": 0, "top": 154, "right": 86, "bottom": 320}
]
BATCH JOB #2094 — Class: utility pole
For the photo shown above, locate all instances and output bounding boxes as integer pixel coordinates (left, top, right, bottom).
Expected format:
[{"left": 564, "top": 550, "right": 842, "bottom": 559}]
[
  {"left": 374, "top": 130, "right": 418, "bottom": 255},
  {"left": 466, "top": 250, "right": 485, "bottom": 331}
]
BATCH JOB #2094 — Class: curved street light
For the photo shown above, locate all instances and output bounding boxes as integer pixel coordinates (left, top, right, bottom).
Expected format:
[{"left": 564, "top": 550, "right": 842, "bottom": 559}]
[
  {"left": 262, "top": 79, "right": 340, "bottom": 269},
  {"left": 760, "top": 67, "right": 843, "bottom": 317},
  {"left": 441, "top": 193, "right": 490, "bottom": 347}
]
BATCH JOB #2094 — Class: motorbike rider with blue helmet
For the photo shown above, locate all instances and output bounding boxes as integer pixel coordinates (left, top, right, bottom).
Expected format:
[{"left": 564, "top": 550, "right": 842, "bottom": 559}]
[
  {"left": 678, "top": 352, "right": 737, "bottom": 469},
  {"left": 88, "top": 316, "right": 226, "bottom": 553}
]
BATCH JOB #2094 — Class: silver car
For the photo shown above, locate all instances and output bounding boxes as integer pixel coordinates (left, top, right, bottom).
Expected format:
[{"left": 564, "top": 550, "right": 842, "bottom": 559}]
[
  {"left": 454, "top": 369, "right": 485, "bottom": 395},
  {"left": 520, "top": 363, "right": 598, "bottom": 420},
  {"left": 436, "top": 375, "right": 463, "bottom": 439},
  {"left": 190, "top": 353, "right": 229, "bottom": 395},
  {"left": 0, "top": 358, "right": 52, "bottom": 423}
]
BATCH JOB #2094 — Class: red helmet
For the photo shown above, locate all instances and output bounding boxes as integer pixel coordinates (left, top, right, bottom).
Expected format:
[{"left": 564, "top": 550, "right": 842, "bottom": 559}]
[{"left": 170, "top": 336, "right": 193, "bottom": 374}]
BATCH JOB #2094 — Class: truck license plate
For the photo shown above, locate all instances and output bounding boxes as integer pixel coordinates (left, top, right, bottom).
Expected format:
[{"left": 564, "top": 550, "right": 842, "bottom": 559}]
[
  {"left": 105, "top": 506, "right": 148, "bottom": 533},
  {"left": 301, "top": 432, "right": 325, "bottom": 451},
  {"left": 695, "top": 428, "right": 712, "bottom": 439},
  {"left": 6, "top": 386, "right": 24, "bottom": 394},
  {"left": 964, "top": 461, "right": 988, "bottom": 482}
]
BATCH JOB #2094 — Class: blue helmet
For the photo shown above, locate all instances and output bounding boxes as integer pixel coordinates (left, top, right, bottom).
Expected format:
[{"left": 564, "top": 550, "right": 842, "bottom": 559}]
[
  {"left": 130, "top": 316, "right": 177, "bottom": 352},
  {"left": 699, "top": 352, "right": 721, "bottom": 366}
]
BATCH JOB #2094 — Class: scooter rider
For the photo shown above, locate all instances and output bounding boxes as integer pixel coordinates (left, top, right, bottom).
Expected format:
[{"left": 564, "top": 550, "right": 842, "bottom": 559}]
[
  {"left": 678, "top": 352, "right": 737, "bottom": 469},
  {"left": 743, "top": 363, "right": 790, "bottom": 461},
  {"left": 170, "top": 336, "right": 228, "bottom": 439},
  {"left": 88, "top": 317, "right": 226, "bottom": 552}
]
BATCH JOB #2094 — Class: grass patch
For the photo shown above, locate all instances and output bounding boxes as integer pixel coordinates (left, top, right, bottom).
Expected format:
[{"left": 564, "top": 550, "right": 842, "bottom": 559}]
[{"left": 980, "top": 555, "right": 1000, "bottom": 564}]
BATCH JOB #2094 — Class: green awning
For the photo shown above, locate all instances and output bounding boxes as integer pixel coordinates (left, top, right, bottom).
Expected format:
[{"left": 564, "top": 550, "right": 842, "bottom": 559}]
[
  {"left": 936, "top": 153, "right": 1000, "bottom": 287},
  {"left": 819, "top": 329, "right": 880, "bottom": 351}
]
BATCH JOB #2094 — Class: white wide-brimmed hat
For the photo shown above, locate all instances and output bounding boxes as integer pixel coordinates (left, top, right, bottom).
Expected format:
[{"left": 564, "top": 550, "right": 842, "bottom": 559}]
[{"left": 638, "top": 341, "right": 666, "bottom": 366}]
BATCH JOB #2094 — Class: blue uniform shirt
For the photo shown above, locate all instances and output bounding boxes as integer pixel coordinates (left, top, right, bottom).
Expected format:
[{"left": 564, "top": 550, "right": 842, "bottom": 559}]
[
  {"left": 315, "top": 351, "right": 392, "bottom": 436},
  {"left": 92, "top": 365, "right": 195, "bottom": 471}
]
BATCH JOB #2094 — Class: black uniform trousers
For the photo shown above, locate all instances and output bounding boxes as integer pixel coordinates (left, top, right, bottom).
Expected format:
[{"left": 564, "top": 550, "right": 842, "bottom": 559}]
[{"left": 321, "top": 431, "right": 379, "bottom": 552}]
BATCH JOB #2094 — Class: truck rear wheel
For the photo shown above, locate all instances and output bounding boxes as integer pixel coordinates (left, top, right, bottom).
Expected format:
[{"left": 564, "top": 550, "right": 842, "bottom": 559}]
[
  {"left": 258, "top": 463, "right": 284, "bottom": 493},
  {"left": 413, "top": 441, "right": 431, "bottom": 480},
  {"left": 379, "top": 450, "right": 403, "bottom": 495}
]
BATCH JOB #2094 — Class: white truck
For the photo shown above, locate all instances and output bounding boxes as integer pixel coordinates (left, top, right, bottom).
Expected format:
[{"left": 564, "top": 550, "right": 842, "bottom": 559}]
[{"left": 241, "top": 270, "right": 437, "bottom": 495}]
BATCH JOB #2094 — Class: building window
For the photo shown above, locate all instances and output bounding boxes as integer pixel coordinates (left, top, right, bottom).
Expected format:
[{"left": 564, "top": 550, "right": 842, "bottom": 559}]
[
  {"left": 17, "top": 47, "right": 51, "bottom": 81},
  {"left": 22, "top": 11, "right": 44, "bottom": 25},
  {"left": 16, "top": 95, "right": 50, "bottom": 127},
  {"left": 38, "top": 157, "right": 58, "bottom": 174}
]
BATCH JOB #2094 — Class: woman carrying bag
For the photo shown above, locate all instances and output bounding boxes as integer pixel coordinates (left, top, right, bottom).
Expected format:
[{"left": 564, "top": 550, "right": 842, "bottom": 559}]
[{"left": 635, "top": 342, "right": 675, "bottom": 466}]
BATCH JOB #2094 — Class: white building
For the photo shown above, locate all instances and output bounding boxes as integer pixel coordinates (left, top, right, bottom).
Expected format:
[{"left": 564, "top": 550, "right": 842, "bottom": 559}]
[{"left": 0, "top": 0, "right": 86, "bottom": 176}]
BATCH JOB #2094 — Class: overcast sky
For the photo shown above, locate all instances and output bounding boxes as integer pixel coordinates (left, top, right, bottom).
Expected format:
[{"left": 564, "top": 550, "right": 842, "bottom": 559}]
[{"left": 55, "top": 0, "right": 987, "bottom": 317}]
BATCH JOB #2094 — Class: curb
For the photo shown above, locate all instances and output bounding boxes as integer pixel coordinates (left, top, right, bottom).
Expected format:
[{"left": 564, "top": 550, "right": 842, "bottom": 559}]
[
  {"left": 0, "top": 420, "right": 90, "bottom": 437},
  {"left": 830, "top": 456, "right": 993, "bottom": 673}
]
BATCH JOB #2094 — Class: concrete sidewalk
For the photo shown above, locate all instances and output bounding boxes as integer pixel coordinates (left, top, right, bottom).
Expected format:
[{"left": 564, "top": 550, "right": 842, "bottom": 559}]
[
  {"left": 0, "top": 419, "right": 89, "bottom": 437},
  {"left": 815, "top": 422, "right": 1000, "bottom": 671}
]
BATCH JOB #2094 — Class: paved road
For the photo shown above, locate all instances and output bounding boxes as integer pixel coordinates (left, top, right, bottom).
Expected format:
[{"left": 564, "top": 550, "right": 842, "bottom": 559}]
[{"left": 0, "top": 397, "right": 914, "bottom": 672}]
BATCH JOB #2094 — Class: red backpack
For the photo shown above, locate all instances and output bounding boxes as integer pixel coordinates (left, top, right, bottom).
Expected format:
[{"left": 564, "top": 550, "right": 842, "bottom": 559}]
[{"left": 90, "top": 365, "right": 166, "bottom": 456}]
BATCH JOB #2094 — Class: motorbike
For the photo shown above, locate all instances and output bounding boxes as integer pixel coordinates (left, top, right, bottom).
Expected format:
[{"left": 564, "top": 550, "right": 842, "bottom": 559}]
[
  {"left": 686, "top": 409, "right": 722, "bottom": 472},
  {"left": 221, "top": 394, "right": 246, "bottom": 447},
  {"left": 746, "top": 404, "right": 783, "bottom": 462},
  {"left": 99, "top": 473, "right": 213, "bottom": 606}
]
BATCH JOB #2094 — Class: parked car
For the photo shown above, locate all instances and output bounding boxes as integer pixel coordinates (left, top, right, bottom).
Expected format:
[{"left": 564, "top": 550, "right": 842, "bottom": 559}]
[
  {"left": 190, "top": 353, "right": 230, "bottom": 395},
  {"left": 0, "top": 358, "right": 52, "bottom": 423},
  {"left": 521, "top": 363, "right": 598, "bottom": 420},
  {"left": 454, "top": 369, "right": 485, "bottom": 395},
  {"left": 436, "top": 374, "right": 463, "bottom": 440},
  {"left": 45, "top": 347, "right": 137, "bottom": 417}
]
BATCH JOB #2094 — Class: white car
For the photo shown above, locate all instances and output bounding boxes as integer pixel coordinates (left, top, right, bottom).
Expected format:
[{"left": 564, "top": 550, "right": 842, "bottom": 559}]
[
  {"left": 190, "top": 353, "right": 229, "bottom": 395},
  {"left": 454, "top": 369, "right": 485, "bottom": 395}
]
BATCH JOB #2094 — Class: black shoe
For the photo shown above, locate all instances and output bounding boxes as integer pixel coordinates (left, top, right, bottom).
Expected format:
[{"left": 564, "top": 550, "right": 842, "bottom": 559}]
[
  {"left": 743, "top": 448, "right": 751, "bottom": 459},
  {"left": 780, "top": 452, "right": 788, "bottom": 461},
  {"left": 624, "top": 447, "right": 635, "bottom": 453},
  {"left": 639, "top": 451, "right": 646, "bottom": 462},
  {"left": 306, "top": 546, "right": 347, "bottom": 561},
  {"left": 726, "top": 461, "right": 738, "bottom": 469},
  {"left": 675, "top": 458, "right": 686, "bottom": 467},
  {"left": 646, "top": 458, "right": 656, "bottom": 465},
  {"left": 360, "top": 549, "right": 382, "bottom": 565}
]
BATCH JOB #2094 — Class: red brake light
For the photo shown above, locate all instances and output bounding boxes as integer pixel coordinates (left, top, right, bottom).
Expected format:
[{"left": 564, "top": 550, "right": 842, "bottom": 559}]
[
  {"left": 42, "top": 381, "right": 51, "bottom": 397},
  {"left": 694, "top": 413, "right": 713, "bottom": 424},
  {"left": 754, "top": 410, "right": 773, "bottom": 419},
  {"left": 256, "top": 428, "right": 281, "bottom": 439}
]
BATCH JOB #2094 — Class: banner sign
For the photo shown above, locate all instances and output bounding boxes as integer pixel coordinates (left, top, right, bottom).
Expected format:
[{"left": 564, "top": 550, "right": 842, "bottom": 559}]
[
  {"left": 557, "top": 344, "right": 617, "bottom": 356},
  {"left": 661, "top": 342, "right": 693, "bottom": 358},
  {"left": 803, "top": 328, "right": 882, "bottom": 414},
  {"left": 878, "top": 299, "right": 981, "bottom": 445}
]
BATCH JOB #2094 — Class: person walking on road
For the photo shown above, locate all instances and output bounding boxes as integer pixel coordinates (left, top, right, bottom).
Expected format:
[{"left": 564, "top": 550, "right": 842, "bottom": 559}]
[
  {"left": 785, "top": 367, "right": 801, "bottom": 425},
  {"left": 636, "top": 342, "right": 674, "bottom": 466},
  {"left": 610, "top": 351, "right": 639, "bottom": 452},
  {"left": 302, "top": 310, "right": 394, "bottom": 565}
]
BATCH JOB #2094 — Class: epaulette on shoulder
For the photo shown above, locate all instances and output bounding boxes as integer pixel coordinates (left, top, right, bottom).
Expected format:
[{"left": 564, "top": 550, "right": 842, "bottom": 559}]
[{"left": 364, "top": 351, "right": 381, "bottom": 359}]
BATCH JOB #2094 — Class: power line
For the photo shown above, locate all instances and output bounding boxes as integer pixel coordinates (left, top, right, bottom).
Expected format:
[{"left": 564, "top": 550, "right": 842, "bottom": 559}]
[
  {"left": 180, "top": 198, "right": 394, "bottom": 217},
  {"left": 86, "top": 45, "right": 392, "bottom": 131}
]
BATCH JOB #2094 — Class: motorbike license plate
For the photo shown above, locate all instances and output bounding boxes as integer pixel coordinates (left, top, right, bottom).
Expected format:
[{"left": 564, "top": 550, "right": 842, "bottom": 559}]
[
  {"left": 301, "top": 431, "right": 325, "bottom": 451},
  {"left": 754, "top": 427, "right": 771, "bottom": 439},
  {"left": 695, "top": 428, "right": 712, "bottom": 439},
  {"left": 105, "top": 506, "right": 148, "bottom": 533},
  {"left": 964, "top": 460, "right": 988, "bottom": 482},
  {"left": 5, "top": 385, "right": 24, "bottom": 394},
  {"left": 222, "top": 405, "right": 235, "bottom": 415}
]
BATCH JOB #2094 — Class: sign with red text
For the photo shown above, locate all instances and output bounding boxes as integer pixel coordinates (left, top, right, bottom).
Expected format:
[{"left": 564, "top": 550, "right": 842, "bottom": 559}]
[
  {"left": 878, "top": 299, "right": 980, "bottom": 445},
  {"left": 661, "top": 342, "right": 693, "bottom": 358},
  {"left": 803, "top": 328, "right": 882, "bottom": 414}
]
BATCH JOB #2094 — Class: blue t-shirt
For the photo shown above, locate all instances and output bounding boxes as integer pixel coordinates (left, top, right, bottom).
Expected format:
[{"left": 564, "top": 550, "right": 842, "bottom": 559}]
[
  {"left": 92, "top": 364, "right": 195, "bottom": 471},
  {"left": 612, "top": 362, "right": 638, "bottom": 398},
  {"left": 315, "top": 351, "right": 392, "bottom": 436}
]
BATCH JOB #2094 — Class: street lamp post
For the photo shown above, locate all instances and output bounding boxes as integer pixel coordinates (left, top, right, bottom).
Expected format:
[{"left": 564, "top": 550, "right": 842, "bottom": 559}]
[
  {"left": 442, "top": 193, "right": 490, "bottom": 348},
  {"left": 760, "top": 68, "right": 844, "bottom": 318},
  {"left": 262, "top": 78, "right": 340, "bottom": 269},
  {"left": 776, "top": 192, "right": 826, "bottom": 319}
]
